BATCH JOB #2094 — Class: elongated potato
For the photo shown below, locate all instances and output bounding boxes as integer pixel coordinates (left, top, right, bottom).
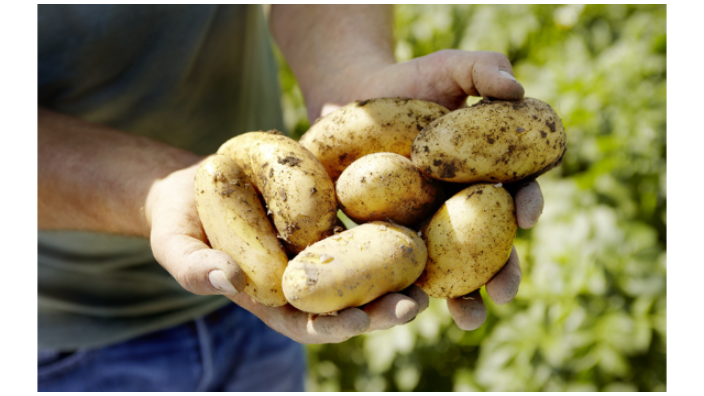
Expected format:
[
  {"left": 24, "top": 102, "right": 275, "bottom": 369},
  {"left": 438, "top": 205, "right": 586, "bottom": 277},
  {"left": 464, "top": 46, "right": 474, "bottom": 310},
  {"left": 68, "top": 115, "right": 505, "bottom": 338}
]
[
  {"left": 415, "top": 184, "right": 517, "bottom": 299},
  {"left": 299, "top": 98, "right": 450, "bottom": 180},
  {"left": 335, "top": 153, "right": 442, "bottom": 226},
  {"left": 411, "top": 98, "right": 566, "bottom": 183},
  {"left": 194, "top": 155, "right": 288, "bottom": 307},
  {"left": 283, "top": 222, "right": 428, "bottom": 314},
  {"left": 218, "top": 131, "right": 337, "bottom": 254},
  {"left": 217, "top": 130, "right": 283, "bottom": 193},
  {"left": 217, "top": 130, "right": 290, "bottom": 195}
]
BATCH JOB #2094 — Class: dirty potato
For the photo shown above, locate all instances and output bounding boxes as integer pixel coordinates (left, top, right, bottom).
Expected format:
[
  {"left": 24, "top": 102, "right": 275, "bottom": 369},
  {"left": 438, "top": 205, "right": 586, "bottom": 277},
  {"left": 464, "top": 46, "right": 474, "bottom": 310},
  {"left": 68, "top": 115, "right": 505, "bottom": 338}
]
[
  {"left": 218, "top": 131, "right": 338, "bottom": 254},
  {"left": 335, "top": 152, "right": 442, "bottom": 226},
  {"left": 194, "top": 155, "right": 289, "bottom": 307},
  {"left": 411, "top": 98, "right": 566, "bottom": 183},
  {"left": 415, "top": 183, "right": 517, "bottom": 299},
  {"left": 217, "top": 129, "right": 284, "bottom": 194},
  {"left": 282, "top": 222, "right": 428, "bottom": 314},
  {"left": 299, "top": 98, "right": 450, "bottom": 180}
]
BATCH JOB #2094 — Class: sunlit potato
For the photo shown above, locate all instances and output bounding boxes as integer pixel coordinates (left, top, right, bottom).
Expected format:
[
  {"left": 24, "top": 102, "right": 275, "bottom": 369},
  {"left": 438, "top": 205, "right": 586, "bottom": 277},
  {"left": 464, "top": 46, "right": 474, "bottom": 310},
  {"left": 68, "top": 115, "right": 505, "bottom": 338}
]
[
  {"left": 299, "top": 98, "right": 449, "bottom": 180},
  {"left": 411, "top": 97, "right": 566, "bottom": 183},
  {"left": 195, "top": 155, "right": 289, "bottom": 306},
  {"left": 335, "top": 152, "right": 442, "bottom": 226},
  {"left": 415, "top": 183, "right": 517, "bottom": 299},
  {"left": 283, "top": 222, "right": 428, "bottom": 314},
  {"left": 218, "top": 131, "right": 338, "bottom": 254}
]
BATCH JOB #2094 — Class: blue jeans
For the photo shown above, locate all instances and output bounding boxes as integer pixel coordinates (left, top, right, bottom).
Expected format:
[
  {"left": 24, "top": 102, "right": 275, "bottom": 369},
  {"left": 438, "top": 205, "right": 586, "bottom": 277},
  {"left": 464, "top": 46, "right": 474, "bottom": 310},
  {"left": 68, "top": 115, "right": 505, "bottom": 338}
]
[{"left": 38, "top": 303, "right": 306, "bottom": 391}]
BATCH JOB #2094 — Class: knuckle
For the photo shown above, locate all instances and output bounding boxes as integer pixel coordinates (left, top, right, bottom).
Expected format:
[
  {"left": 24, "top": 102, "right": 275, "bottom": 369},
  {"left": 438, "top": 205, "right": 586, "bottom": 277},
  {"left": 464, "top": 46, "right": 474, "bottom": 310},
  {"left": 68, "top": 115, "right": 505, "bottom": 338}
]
[
  {"left": 427, "top": 49, "right": 457, "bottom": 64},
  {"left": 488, "top": 51, "right": 510, "bottom": 63},
  {"left": 176, "top": 268, "right": 200, "bottom": 295}
]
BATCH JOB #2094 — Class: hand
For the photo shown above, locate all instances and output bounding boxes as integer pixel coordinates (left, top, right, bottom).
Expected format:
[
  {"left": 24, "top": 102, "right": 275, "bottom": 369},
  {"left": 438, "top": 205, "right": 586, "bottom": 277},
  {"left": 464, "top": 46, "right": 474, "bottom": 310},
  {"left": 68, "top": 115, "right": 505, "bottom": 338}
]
[
  {"left": 231, "top": 285, "right": 429, "bottom": 344},
  {"left": 310, "top": 49, "right": 541, "bottom": 331},
  {"left": 145, "top": 159, "right": 429, "bottom": 344},
  {"left": 275, "top": 7, "right": 538, "bottom": 332},
  {"left": 310, "top": 49, "right": 525, "bottom": 120}
]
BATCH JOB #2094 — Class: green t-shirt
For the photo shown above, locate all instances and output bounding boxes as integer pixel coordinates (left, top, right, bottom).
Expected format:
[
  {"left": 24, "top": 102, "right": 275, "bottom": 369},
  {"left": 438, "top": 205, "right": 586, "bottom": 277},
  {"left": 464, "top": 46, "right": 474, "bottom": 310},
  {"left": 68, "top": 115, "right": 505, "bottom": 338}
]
[{"left": 38, "top": 4, "right": 286, "bottom": 350}]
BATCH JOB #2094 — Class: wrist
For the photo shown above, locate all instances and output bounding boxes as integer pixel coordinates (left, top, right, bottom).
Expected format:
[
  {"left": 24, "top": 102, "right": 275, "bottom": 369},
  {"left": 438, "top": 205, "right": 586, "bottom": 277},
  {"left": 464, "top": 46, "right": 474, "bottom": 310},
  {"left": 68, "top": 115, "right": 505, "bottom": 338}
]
[{"left": 270, "top": 5, "right": 396, "bottom": 122}]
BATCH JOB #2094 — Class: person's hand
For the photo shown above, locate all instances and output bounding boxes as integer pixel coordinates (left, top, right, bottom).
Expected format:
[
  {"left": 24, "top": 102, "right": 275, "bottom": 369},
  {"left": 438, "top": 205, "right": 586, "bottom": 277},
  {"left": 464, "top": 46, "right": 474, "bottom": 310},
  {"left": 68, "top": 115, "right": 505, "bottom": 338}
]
[
  {"left": 310, "top": 49, "right": 525, "bottom": 121},
  {"left": 145, "top": 159, "right": 429, "bottom": 344},
  {"left": 230, "top": 284, "right": 429, "bottom": 344},
  {"left": 308, "top": 49, "right": 543, "bottom": 330}
]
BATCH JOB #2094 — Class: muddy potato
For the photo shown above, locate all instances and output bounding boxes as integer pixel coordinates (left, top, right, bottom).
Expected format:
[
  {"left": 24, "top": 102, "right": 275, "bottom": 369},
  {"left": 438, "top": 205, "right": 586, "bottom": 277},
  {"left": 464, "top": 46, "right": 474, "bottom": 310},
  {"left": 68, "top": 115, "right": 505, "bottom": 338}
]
[
  {"left": 282, "top": 222, "right": 428, "bottom": 314},
  {"left": 411, "top": 98, "right": 566, "bottom": 183},
  {"left": 415, "top": 183, "right": 517, "bottom": 299},
  {"left": 194, "top": 155, "right": 288, "bottom": 307},
  {"left": 299, "top": 98, "right": 449, "bottom": 180},
  {"left": 218, "top": 131, "right": 338, "bottom": 254},
  {"left": 217, "top": 130, "right": 284, "bottom": 193},
  {"left": 335, "top": 153, "right": 442, "bottom": 226}
]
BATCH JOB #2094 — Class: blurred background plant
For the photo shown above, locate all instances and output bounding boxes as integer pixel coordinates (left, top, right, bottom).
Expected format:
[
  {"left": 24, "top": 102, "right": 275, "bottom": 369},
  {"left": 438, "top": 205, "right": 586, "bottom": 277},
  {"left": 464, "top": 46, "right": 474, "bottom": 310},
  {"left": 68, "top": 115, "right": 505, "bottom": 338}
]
[{"left": 273, "top": 4, "right": 666, "bottom": 392}]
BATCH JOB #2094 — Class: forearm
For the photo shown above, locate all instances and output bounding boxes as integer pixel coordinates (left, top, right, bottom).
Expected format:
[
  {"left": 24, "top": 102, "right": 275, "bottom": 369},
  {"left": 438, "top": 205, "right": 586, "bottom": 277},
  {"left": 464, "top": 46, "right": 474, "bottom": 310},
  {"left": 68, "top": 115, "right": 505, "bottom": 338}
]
[
  {"left": 270, "top": 5, "right": 396, "bottom": 120},
  {"left": 38, "top": 107, "right": 201, "bottom": 237}
]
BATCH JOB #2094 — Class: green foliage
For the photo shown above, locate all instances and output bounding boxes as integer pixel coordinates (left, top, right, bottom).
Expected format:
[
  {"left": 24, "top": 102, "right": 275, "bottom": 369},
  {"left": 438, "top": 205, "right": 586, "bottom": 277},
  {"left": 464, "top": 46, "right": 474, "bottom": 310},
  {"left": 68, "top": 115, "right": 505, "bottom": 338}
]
[{"left": 276, "top": 4, "right": 666, "bottom": 392}]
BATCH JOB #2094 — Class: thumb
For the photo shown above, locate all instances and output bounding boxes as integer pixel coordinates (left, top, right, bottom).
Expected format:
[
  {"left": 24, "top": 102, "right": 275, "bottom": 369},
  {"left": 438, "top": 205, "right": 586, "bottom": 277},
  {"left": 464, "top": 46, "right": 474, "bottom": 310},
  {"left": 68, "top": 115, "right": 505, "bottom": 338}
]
[
  {"left": 145, "top": 161, "right": 246, "bottom": 297},
  {"left": 151, "top": 232, "right": 247, "bottom": 296},
  {"left": 390, "top": 49, "right": 525, "bottom": 110},
  {"left": 467, "top": 51, "right": 525, "bottom": 100}
]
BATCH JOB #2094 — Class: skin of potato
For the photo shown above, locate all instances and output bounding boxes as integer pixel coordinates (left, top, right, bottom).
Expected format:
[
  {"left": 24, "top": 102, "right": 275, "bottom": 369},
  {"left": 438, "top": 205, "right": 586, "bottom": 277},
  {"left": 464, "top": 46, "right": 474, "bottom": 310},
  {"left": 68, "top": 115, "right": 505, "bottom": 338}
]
[
  {"left": 415, "top": 184, "right": 517, "bottom": 299},
  {"left": 282, "top": 222, "right": 428, "bottom": 314},
  {"left": 335, "top": 153, "right": 441, "bottom": 226},
  {"left": 217, "top": 130, "right": 284, "bottom": 194},
  {"left": 411, "top": 98, "right": 566, "bottom": 183},
  {"left": 299, "top": 98, "right": 449, "bottom": 181},
  {"left": 194, "top": 155, "right": 289, "bottom": 307},
  {"left": 218, "top": 131, "right": 338, "bottom": 254}
]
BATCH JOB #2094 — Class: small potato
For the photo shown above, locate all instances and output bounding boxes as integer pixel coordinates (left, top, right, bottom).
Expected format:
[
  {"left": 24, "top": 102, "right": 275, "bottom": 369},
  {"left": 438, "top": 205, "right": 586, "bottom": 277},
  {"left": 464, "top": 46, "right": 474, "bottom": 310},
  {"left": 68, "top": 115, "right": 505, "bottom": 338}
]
[
  {"left": 336, "top": 153, "right": 442, "bottom": 226},
  {"left": 415, "top": 184, "right": 517, "bottom": 299},
  {"left": 218, "top": 131, "right": 338, "bottom": 254},
  {"left": 411, "top": 98, "right": 566, "bottom": 183},
  {"left": 299, "top": 98, "right": 449, "bottom": 180},
  {"left": 195, "top": 155, "right": 289, "bottom": 307},
  {"left": 283, "top": 222, "right": 428, "bottom": 314}
]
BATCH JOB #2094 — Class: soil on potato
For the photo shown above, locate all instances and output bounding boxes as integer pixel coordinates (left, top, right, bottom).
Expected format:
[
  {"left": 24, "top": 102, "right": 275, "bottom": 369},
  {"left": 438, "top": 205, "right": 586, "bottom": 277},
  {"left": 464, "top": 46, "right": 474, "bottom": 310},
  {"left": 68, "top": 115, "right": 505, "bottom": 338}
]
[{"left": 277, "top": 155, "right": 302, "bottom": 167}]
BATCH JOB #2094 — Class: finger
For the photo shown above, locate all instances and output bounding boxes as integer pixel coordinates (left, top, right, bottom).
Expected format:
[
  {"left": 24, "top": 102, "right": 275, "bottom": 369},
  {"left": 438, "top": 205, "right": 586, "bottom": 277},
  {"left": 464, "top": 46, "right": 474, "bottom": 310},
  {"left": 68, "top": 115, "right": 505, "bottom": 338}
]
[
  {"left": 235, "top": 295, "right": 370, "bottom": 344},
  {"left": 363, "top": 293, "right": 420, "bottom": 332},
  {"left": 485, "top": 246, "right": 522, "bottom": 305},
  {"left": 151, "top": 230, "right": 246, "bottom": 296},
  {"left": 469, "top": 51, "right": 525, "bottom": 100},
  {"left": 306, "top": 308, "right": 371, "bottom": 342},
  {"left": 401, "top": 285, "right": 430, "bottom": 315},
  {"left": 514, "top": 180, "right": 544, "bottom": 229},
  {"left": 447, "top": 290, "right": 487, "bottom": 331}
]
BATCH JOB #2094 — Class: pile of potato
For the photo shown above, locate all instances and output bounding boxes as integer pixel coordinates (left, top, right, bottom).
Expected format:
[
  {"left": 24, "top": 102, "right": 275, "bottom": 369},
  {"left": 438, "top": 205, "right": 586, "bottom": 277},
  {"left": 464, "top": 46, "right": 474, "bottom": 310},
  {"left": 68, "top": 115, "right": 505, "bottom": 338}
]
[{"left": 195, "top": 97, "right": 565, "bottom": 314}]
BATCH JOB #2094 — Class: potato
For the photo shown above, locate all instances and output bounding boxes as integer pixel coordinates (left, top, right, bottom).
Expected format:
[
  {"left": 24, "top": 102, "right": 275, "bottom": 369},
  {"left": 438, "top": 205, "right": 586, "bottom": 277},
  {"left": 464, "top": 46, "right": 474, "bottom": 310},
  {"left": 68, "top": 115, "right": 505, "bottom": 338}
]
[
  {"left": 335, "top": 152, "right": 442, "bottom": 226},
  {"left": 299, "top": 98, "right": 450, "bottom": 180},
  {"left": 411, "top": 98, "right": 566, "bottom": 183},
  {"left": 194, "top": 155, "right": 288, "bottom": 307},
  {"left": 218, "top": 131, "right": 338, "bottom": 254},
  {"left": 415, "top": 183, "right": 517, "bottom": 299},
  {"left": 282, "top": 222, "right": 428, "bottom": 314},
  {"left": 217, "top": 130, "right": 280, "bottom": 193}
]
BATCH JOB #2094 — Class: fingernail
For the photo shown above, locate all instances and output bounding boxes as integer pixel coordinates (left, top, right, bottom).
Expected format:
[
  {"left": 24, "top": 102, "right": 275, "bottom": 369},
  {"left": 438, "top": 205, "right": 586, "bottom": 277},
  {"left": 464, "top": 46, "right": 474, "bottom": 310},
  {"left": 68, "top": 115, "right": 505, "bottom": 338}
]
[
  {"left": 209, "top": 270, "right": 238, "bottom": 295},
  {"left": 499, "top": 69, "right": 518, "bottom": 82}
]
